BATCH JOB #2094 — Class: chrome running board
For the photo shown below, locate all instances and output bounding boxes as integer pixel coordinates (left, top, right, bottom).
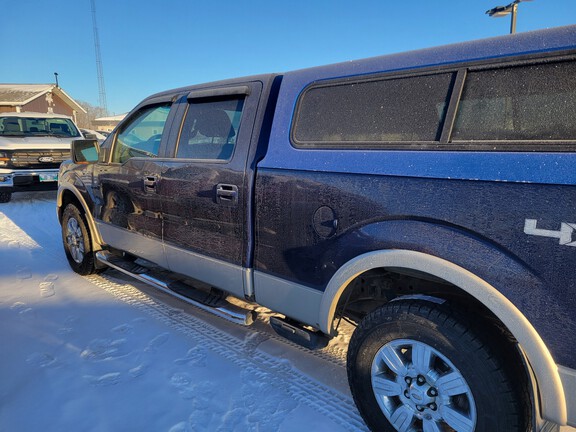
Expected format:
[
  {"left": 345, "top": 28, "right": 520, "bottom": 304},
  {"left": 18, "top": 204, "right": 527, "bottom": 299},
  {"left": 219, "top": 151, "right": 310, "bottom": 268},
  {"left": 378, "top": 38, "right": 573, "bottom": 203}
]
[{"left": 95, "top": 251, "right": 255, "bottom": 326}]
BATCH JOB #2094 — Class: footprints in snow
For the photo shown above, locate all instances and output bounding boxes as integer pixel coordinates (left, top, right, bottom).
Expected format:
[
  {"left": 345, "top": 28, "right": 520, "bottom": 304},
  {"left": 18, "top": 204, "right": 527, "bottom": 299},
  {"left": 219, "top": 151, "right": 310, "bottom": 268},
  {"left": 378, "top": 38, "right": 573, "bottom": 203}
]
[
  {"left": 11, "top": 271, "right": 176, "bottom": 388},
  {"left": 79, "top": 323, "right": 168, "bottom": 386},
  {"left": 58, "top": 315, "right": 79, "bottom": 335},
  {"left": 84, "top": 372, "right": 122, "bottom": 387},
  {"left": 174, "top": 346, "right": 207, "bottom": 367},
  {"left": 8, "top": 274, "right": 61, "bottom": 326},
  {"left": 16, "top": 267, "right": 32, "bottom": 280},
  {"left": 10, "top": 301, "right": 34, "bottom": 319},
  {"left": 15, "top": 301, "right": 174, "bottom": 389},
  {"left": 145, "top": 332, "right": 170, "bottom": 352},
  {"left": 11, "top": 266, "right": 300, "bottom": 429},
  {"left": 168, "top": 367, "right": 299, "bottom": 431},
  {"left": 26, "top": 352, "right": 58, "bottom": 368},
  {"left": 39, "top": 274, "right": 58, "bottom": 298},
  {"left": 80, "top": 338, "right": 129, "bottom": 361},
  {"left": 14, "top": 266, "right": 58, "bottom": 298},
  {"left": 39, "top": 282, "right": 55, "bottom": 298},
  {"left": 167, "top": 332, "right": 296, "bottom": 432}
]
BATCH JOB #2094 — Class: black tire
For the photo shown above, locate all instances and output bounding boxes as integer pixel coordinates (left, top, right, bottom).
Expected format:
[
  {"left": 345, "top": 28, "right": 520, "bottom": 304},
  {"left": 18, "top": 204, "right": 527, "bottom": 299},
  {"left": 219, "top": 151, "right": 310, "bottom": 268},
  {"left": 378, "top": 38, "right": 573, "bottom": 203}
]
[
  {"left": 61, "top": 203, "right": 100, "bottom": 275},
  {"left": 347, "top": 300, "right": 530, "bottom": 432},
  {"left": 0, "top": 191, "right": 11, "bottom": 203}
]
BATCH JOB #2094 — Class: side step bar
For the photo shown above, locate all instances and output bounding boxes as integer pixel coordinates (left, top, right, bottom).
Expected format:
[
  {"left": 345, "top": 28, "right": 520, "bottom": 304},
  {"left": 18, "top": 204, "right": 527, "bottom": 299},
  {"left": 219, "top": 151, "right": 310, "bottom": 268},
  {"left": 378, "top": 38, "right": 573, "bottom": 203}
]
[
  {"left": 269, "top": 316, "right": 330, "bottom": 350},
  {"left": 95, "top": 251, "right": 255, "bottom": 326}
]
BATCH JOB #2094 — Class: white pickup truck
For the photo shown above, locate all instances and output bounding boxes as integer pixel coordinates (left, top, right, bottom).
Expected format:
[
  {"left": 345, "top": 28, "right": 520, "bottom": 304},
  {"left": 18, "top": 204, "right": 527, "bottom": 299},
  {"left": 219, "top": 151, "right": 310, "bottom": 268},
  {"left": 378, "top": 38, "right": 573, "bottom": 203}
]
[{"left": 0, "top": 111, "right": 82, "bottom": 203}]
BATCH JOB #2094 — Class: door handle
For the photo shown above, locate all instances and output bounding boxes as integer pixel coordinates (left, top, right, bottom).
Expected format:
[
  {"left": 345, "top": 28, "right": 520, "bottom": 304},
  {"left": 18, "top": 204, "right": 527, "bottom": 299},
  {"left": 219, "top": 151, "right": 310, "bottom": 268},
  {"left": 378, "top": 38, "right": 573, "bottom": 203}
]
[
  {"left": 216, "top": 184, "right": 238, "bottom": 205},
  {"left": 144, "top": 175, "right": 158, "bottom": 193}
]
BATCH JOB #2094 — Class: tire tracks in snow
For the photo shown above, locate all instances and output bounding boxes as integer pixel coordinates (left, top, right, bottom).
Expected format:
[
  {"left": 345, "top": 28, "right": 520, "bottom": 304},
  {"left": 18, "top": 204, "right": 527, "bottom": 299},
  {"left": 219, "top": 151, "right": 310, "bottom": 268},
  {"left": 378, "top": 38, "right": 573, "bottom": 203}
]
[{"left": 87, "top": 273, "right": 368, "bottom": 432}]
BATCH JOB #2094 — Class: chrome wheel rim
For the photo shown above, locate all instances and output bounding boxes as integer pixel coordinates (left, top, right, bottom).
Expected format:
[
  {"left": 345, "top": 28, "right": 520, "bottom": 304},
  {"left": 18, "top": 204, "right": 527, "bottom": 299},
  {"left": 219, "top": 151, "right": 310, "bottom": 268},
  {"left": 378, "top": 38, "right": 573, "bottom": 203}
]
[
  {"left": 66, "top": 217, "right": 85, "bottom": 264},
  {"left": 371, "top": 339, "right": 476, "bottom": 432}
]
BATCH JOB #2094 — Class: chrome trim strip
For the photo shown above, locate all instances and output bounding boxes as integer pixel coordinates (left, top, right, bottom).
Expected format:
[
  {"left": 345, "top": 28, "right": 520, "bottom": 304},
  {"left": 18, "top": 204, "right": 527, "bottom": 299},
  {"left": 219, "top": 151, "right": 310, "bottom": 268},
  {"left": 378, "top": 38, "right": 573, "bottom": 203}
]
[
  {"left": 0, "top": 168, "right": 60, "bottom": 175},
  {"left": 319, "top": 249, "right": 567, "bottom": 425}
]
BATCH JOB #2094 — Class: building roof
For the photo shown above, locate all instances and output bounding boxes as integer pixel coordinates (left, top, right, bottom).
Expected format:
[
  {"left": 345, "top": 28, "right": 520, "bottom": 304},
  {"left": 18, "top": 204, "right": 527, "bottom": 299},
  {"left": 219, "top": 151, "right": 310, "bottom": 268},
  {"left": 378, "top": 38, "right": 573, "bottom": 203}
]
[{"left": 0, "top": 84, "right": 87, "bottom": 113}]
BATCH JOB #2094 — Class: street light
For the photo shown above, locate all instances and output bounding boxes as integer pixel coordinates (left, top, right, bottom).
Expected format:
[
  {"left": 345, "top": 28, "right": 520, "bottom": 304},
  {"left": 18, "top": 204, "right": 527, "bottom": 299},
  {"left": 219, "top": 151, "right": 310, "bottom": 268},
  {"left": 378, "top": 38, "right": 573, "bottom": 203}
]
[{"left": 486, "top": 0, "right": 533, "bottom": 34}]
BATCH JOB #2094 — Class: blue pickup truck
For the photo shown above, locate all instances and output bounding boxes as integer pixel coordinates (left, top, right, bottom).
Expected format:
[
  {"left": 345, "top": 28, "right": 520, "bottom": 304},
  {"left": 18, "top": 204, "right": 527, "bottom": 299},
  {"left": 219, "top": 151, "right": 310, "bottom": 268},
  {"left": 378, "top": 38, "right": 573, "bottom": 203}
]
[{"left": 57, "top": 26, "right": 576, "bottom": 432}]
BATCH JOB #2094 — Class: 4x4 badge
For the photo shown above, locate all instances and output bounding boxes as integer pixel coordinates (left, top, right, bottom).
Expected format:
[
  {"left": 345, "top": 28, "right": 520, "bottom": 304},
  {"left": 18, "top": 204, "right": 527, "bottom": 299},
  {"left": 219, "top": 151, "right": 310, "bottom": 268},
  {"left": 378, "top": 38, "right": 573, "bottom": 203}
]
[{"left": 524, "top": 219, "right": 576, "bottom": 247}]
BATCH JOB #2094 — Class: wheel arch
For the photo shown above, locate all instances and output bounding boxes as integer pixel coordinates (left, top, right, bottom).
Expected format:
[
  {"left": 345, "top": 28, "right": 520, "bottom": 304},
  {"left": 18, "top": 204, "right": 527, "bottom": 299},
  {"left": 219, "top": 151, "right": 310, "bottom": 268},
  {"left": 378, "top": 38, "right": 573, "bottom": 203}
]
[
  {"left": 57, "top": 185, "right": 103, "bottom": 251},
  {"left": 319, "top": 249, "right": 567, "bottom": 425}
]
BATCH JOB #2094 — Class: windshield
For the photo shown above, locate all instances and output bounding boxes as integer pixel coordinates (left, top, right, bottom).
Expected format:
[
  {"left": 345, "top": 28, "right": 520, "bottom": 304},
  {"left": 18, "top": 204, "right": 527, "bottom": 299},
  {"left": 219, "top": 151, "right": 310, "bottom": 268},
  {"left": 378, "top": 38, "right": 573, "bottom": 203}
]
[{"left": 0, "top": 116, "right": 81, "bottom": 138}]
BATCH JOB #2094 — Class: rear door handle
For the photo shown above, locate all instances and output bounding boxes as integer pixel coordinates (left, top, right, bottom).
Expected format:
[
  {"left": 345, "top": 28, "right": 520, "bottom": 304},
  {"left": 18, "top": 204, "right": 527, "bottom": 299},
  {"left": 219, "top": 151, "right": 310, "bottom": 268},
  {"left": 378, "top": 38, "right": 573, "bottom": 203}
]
[
  {"left": 144, "top": 175, "right": 158, "bottom": 193},
  {"left": 216, "top": 184, "right": 238, "bottom": 205}
]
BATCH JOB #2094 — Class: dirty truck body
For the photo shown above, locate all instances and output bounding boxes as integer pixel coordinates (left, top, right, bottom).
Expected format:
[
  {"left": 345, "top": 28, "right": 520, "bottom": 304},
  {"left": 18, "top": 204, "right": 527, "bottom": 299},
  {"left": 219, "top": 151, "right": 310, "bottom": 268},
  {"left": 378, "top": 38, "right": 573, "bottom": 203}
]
[{"left": 58, "top": 26, "right": 576, "bottom": 432}]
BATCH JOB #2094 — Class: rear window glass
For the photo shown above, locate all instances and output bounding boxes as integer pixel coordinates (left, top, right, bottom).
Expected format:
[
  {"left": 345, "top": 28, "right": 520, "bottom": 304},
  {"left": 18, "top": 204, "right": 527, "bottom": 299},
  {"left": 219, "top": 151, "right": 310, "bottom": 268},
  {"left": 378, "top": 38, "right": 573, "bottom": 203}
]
[
  {"left": 452, "top": 61, "right": 576, "bottom": 142},
  {"left": 292, "top": 73, "right": 455, "bottom": 148},
  {"left": 176, "top": 97, "right": 245, "bottom": 161}
]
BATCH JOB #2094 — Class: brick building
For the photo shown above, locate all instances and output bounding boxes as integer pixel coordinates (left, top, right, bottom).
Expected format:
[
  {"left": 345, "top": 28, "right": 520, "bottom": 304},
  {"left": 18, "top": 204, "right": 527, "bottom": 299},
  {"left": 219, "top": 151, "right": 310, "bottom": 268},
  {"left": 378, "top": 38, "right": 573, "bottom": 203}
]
[{"left": 0, "top": 84, "right": 86, "bottom": 124}]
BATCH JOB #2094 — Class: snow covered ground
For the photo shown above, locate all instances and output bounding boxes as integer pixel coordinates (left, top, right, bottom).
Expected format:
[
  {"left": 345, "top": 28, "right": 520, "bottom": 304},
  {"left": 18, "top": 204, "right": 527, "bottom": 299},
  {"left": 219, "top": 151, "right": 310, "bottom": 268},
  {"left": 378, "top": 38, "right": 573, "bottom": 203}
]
[
  {"left": 0, "top": 191, "right": 366, "bottom": 432},
  {"left": 0, "top": 191, "right": 574, "bottom": 432}
]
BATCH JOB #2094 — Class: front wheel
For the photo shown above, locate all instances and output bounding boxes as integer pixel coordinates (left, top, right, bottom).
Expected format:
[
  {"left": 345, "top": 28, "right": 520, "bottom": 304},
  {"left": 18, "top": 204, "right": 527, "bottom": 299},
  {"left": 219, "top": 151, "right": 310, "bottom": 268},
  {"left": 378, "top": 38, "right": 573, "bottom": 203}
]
[
  {"left": 61, "top": 203, "right": 100, "bottom": 275},
  {"left": 347, "top": 300, "right": 529, "bottom": 432}
]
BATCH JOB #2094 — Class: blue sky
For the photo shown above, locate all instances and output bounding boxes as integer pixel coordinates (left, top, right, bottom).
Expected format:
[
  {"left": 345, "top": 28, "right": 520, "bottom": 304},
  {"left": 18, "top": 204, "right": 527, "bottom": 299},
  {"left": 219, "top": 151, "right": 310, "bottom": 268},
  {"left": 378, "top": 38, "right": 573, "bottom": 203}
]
[{"left": 2, "top": 0, "right": 575, "bottom": 115}]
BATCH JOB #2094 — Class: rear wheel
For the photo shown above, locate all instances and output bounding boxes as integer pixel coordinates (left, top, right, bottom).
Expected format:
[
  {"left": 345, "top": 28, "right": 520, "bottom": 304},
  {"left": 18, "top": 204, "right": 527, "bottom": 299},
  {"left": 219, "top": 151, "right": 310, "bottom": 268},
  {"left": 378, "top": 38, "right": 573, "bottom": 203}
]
[
  {"left": 347, "top": 300, "right": 529, "bottom": 432},
  {"left": 61, "top": 203, "right": 100, "bottom": 275},
  {"left": 0, "top": 191, "right": 11, "bottom": 203}
]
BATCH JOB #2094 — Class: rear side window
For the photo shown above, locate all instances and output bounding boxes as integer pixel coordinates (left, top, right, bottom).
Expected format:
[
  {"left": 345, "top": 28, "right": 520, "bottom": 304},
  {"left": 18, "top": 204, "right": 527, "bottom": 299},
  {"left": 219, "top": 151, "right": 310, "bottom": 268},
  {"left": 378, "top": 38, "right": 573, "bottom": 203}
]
[
  {"left": 112, "top": 104, "right": 171, "bottom": 164},
  {"left": 452, "top": 61, "right": 576, "bottom": 142},
  {"left": 176, "top": 97, "right": 245, "bottom": 161},
  {"left": 292, "top": 73, "right": 455, "bottom": 148}
]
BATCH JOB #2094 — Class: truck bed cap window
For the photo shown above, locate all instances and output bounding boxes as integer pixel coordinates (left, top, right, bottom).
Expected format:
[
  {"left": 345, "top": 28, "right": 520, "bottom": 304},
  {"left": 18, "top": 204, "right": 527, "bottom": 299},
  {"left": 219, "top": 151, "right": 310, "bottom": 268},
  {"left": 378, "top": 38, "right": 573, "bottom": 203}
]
[
  {"left": 452, "top": 60, "right": 576, "bottom": 143},
  {"left": 292, "top": 73, "right": 455, "bottom": 148}
]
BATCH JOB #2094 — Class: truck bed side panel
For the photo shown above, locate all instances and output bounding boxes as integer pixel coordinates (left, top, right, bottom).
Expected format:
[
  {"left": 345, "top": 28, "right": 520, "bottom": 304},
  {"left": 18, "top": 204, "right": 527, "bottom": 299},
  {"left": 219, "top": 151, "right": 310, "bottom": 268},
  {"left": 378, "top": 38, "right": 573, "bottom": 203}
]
[{"left": 254, "top": 167, "right": 576, "bottom": 369}]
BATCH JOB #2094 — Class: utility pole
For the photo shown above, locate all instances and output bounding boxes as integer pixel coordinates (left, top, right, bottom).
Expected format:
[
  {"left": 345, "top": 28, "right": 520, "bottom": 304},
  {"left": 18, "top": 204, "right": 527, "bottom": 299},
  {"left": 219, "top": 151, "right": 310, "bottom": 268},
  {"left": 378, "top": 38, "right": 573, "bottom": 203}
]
[{"left": 90, "top": 0, "right": 108, "bottom": 115}]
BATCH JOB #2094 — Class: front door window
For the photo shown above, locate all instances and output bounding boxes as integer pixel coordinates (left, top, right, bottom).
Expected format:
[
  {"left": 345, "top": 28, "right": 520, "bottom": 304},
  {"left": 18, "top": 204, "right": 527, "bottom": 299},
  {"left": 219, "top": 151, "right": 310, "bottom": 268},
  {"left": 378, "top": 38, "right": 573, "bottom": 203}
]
[{"left": 112, "top": 104, "right": 171, "bottom": 164}]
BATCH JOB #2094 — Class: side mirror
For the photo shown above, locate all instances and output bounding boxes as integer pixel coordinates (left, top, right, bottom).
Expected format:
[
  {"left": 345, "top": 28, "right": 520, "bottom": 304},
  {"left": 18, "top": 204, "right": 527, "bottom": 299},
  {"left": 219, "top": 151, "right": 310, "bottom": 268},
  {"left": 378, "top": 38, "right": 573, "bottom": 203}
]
[{"left": 71, "top": 139, "right": 100, "bottom": 164}]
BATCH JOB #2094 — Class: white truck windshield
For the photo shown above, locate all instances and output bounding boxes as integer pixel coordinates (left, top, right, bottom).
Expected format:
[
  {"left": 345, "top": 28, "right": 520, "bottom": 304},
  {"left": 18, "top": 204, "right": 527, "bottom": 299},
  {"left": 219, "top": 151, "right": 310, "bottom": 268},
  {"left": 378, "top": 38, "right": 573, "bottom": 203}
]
[{"left": 0, "top": 116, "right": 81, "bottom": 138}]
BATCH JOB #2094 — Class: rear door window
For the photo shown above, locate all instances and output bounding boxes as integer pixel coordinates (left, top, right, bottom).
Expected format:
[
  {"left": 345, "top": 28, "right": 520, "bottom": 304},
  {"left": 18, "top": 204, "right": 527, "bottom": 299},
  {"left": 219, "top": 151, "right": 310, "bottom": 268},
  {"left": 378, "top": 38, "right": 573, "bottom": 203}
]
[{"left": 175, "top": 97, "right": 245, "bottom": 161}]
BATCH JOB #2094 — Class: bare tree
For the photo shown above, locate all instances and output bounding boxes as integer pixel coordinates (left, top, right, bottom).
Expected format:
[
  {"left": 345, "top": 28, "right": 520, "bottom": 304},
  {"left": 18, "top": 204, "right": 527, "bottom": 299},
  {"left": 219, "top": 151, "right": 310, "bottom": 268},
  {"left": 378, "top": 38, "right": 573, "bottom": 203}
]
[{"left": 76, "top": 100, "right": 107, "bottom": 129}]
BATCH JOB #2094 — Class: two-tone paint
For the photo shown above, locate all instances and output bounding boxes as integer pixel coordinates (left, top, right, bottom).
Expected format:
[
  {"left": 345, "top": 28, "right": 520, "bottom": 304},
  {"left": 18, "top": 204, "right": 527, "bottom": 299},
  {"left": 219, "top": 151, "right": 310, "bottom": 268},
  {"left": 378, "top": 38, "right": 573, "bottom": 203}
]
[
  {"left": 254, "top": 25, "right": 576, "bottom": 426},
  {"left": 57, "top": 26, "right": 576, "bottom": 427}
]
